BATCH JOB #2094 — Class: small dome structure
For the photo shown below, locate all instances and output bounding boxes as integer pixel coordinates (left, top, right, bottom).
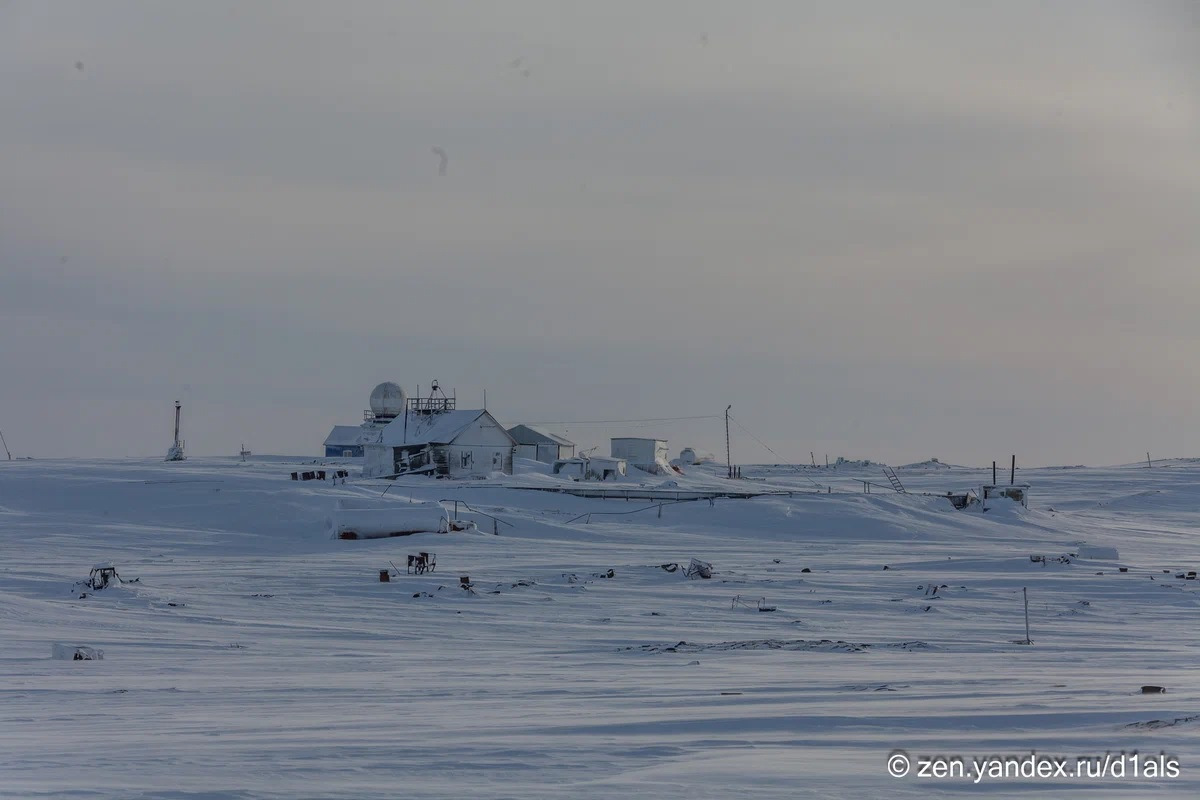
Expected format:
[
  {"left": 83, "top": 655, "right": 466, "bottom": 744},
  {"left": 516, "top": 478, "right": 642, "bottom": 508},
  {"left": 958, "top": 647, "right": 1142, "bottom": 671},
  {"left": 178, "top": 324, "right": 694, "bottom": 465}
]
[{"left": 369, "top": 382, "right": 407, "bottom": 419}]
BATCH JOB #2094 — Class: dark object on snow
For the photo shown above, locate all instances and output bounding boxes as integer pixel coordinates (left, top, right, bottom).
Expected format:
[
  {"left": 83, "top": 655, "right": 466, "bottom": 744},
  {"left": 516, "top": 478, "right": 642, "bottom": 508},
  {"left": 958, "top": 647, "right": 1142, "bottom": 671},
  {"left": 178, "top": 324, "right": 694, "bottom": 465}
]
[
  {"left": 660, "top": 563, "right": 679, "bottom": 573},
  {"left": 379, "top": 569, "right": 390, "bottom": 582},
  {"left": 459, "top": 575, "right": 471, "bottom": 587},
  {"left": 801, "top": 567, "right": 811, "bottom": 573},
  {"left": 54, "top": 644, "right": 103, "bottom": 660},
  {"left": 82, "top": 564, "right": 121, "bottom": 591},
  {"left": 1119, "top": 567, "right": 1128, "bottom": 572},
  {"left": 407, "top": 553, "right": 435, "bottom": 574},
  {"left": 317, "top": 470, "right": 327, "bottom": 480},
  {"left": 1142, "top": 685, "right": 1167, "bottom": 694},
  {"left": 772, "top": 559, "right": 781, "bottom": 564},
  {"left": 685, "top": 559, "right": 713, "bottom": 580},
  {"left": 291, "top": 472, "right": 299, "bottom": 480},
  {"left": 882, "top": 565, "right": 890, "bottom": 570}
]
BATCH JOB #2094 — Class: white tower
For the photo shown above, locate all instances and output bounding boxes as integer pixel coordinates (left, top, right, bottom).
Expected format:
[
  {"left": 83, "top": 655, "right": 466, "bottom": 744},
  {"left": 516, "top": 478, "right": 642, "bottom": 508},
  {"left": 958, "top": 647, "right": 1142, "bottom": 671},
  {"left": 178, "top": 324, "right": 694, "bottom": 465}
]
[{"left": 165, "top": 400, "right": 185, "bottom": 461}]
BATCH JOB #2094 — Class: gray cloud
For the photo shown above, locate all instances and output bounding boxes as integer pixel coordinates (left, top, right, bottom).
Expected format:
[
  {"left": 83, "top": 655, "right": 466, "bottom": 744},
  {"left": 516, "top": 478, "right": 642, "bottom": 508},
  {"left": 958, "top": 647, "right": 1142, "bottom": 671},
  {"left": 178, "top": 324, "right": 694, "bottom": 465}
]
[{"left": 1, "top": 0, "right": 1196, "bottom": 464}]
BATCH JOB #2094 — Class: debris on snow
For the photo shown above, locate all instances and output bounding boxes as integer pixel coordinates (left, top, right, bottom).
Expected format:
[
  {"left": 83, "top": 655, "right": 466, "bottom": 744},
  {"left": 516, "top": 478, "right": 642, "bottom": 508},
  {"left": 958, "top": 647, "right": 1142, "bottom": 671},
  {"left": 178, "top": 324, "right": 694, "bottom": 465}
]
[{"left": 52, "top": 644, "right": 104, "bottom": 661}]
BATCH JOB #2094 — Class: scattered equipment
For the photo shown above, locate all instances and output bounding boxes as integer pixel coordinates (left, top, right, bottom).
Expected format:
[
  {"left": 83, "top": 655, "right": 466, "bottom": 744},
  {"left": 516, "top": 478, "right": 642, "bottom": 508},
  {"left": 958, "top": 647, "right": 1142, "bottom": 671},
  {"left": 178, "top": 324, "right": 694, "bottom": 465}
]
[
  {"left": 406, "top": 553, "right": 436, "bottom": 574},
  {"left": 732, "top": 595, "right": 776, "bottom": 612}
]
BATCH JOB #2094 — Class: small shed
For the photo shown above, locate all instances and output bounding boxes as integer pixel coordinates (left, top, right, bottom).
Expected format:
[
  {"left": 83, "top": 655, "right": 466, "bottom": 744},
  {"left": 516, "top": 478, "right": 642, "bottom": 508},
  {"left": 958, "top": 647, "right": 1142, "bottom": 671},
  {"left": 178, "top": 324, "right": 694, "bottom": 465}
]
[
  {"left": 507, "top": 425, "right": 576, "bottom": 463},
  {"left": 611, "top": 437, "right": 670, "bottom": 472},
  {"left": 363, "top": 409, "right": 516, "bottom": 479},
  {"left": 322, "top": 425, "right": 382, "bottom": 458}
]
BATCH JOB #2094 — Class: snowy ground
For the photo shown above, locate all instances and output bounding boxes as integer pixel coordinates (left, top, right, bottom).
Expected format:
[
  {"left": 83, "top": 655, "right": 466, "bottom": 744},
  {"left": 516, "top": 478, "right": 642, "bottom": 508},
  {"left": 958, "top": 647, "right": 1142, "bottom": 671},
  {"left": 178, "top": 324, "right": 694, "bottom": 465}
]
[{"left": 2, "top": 456, "right": 1199, "bottom": 798}]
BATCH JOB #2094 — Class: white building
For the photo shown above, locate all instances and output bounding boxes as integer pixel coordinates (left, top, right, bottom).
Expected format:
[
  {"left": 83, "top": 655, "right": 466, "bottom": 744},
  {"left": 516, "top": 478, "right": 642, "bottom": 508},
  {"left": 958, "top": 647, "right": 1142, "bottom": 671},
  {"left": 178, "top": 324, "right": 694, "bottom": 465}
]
[
  {"left": 363, "top": 408, "right": 516, "bottom": 479},
  {"left": 507, "top": 425, "right": 576, "bottom": 463},
  {"left": 610, "top": 437, "right": 670, "bottom": 473},
  {"left": 323, "top": 426, "right": 382, "bottom": 458},
  {"left": 322, "top": 382, "right": 406, "bottom": 457}
]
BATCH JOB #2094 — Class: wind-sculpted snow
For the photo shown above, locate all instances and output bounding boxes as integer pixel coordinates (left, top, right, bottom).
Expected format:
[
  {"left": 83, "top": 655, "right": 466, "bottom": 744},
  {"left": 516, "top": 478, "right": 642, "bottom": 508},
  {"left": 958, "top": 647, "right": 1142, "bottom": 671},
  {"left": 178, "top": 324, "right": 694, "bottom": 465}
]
[{"left": 2, "top": 457, "right": 1200, "bottom": 797}]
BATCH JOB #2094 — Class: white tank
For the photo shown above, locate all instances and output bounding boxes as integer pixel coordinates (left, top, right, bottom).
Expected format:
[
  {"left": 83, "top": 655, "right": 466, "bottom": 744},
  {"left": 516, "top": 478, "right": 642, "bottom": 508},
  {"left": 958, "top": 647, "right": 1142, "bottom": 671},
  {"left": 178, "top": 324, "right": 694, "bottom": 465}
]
[
  {"left": 369, "top": 382, "right": 407, "bottom": 419},
  {"left": 679, "top": 447, "right": 715, "bottom": 466}
]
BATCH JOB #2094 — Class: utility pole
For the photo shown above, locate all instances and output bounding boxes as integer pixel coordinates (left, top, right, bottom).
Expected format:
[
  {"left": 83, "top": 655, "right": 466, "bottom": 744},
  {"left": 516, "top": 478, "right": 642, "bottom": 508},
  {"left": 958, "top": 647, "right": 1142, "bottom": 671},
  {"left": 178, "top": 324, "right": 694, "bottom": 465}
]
[
  {"left": 0, "top": 430, "right": 10, "bottom": 460},
  {"left": 725, "top": 405, "right": 732, "bottom": 479}
]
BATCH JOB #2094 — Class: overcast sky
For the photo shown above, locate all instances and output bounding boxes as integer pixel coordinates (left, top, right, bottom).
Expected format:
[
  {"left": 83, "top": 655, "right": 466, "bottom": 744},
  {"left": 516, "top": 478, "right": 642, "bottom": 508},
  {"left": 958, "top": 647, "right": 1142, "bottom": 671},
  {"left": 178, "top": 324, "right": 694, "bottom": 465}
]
[{"left": 1, "top": 1, "right": 1197, "bottom": 467}]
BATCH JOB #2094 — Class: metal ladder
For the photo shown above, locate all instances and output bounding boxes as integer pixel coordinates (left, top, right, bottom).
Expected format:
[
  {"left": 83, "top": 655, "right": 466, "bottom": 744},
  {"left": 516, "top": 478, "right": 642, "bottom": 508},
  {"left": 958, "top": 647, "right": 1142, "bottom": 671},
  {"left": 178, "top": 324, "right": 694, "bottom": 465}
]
[{"left": 882, "top": 466, "right": 906, "bottom": 493}]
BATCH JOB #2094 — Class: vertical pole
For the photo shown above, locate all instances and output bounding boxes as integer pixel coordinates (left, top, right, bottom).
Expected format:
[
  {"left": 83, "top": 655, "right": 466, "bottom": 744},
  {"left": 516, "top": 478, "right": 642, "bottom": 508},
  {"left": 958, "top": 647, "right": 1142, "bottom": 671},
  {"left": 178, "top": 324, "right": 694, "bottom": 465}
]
[
  {"left": 1011, "top": 454, "right": 1016, "bottom": 485},
  {"left": 1147, "top": 452, "right": 1152, "bottom": 469},
  {"left": 0, "top": 430, "right": 11, "bottom": 460},
  {"left": 1023, "top": 587, "right": 1031, "bottom": 643},
  {"left": 993, "top": 460, "right": 997, "bottom": 486},
  {"left": 173, "top": 401, "right": 181, "bottom": 448},
  {"left": 725, "top": 405, "right": 732, "bottom": 479}
]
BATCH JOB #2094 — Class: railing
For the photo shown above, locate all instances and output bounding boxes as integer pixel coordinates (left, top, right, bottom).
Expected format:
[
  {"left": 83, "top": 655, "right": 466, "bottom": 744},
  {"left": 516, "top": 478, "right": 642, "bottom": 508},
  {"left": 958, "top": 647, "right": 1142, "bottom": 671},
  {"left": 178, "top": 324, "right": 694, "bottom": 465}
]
[
  {"left": 408, "top": 396, "right": 455, "bottom": 413},
  {"left": 440, "top": 499, "right": 514, "bottom": 535},
  {"left": 567, "top": 498, "right": 711, "bottom": 524}
]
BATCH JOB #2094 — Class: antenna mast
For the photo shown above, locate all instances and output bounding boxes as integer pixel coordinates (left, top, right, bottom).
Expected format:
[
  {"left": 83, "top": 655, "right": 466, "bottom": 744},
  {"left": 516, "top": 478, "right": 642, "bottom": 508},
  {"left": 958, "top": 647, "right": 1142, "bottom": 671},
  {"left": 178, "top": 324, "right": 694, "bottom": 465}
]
[{"left": 0, "top": 430, "right": 11, "bottom": 460}]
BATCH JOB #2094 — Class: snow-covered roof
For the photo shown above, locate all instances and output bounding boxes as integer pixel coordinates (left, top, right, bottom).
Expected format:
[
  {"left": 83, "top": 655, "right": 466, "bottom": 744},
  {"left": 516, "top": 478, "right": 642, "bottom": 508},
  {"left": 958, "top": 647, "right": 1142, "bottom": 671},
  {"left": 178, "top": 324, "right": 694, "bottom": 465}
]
[
  {"left": 380, "top": 409, "right": 515, "bottom": 447},
  {"left": 507, "top": 424, "right": 574, "bottom": 447},
  {"left": 323, "top": 425, "right": 382, "bottom": 448}
]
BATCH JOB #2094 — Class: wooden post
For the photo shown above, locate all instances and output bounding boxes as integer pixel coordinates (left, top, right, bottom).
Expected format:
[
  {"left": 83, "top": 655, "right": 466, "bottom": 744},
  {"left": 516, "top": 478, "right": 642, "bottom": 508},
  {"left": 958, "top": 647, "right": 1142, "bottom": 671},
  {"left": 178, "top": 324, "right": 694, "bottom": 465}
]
[
  {"left": 993, "top": 461, "right": 997, "bottom": 485},
  {"left": 1023, "top": 587, "right": 1031, "bottom": 644},
  {"left": 1010, "top": 454, "right": 1016, "bottom": 485}
]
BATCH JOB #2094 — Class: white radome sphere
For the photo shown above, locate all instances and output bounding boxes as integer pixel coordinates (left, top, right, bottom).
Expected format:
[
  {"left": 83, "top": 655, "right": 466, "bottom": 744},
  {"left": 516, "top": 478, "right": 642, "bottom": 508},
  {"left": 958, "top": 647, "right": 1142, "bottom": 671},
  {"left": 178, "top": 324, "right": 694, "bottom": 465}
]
[{"left": 369, "top": 382, "right": 407, "bottom": 417}]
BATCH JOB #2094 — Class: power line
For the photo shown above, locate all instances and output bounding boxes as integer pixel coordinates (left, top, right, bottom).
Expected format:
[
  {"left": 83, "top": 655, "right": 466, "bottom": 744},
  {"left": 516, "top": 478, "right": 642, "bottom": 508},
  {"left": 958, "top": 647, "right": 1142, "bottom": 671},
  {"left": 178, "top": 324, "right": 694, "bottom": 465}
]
[
  {"left": 727, "top": 414, "right": 825, "bottom": 489},
  {"left": 525, "top": 415, "right": 721, "bottom": 425}
]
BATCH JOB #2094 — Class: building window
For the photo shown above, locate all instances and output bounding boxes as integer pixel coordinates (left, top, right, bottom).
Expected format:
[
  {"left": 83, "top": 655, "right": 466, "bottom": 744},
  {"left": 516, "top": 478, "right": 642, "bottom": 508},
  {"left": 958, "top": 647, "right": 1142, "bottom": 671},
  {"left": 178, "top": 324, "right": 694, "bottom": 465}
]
[
  {"left": 460, "top": 451, "right": 473, "bottom": 470},
  {"left": 492, "top": 451, "right": 503, "bottom": 470}
]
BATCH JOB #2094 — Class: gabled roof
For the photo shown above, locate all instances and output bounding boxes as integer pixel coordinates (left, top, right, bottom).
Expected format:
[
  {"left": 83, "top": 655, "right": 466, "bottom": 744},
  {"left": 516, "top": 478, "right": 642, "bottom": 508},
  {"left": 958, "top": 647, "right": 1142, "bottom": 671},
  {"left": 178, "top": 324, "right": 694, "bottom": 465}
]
[
  {"left": 324, "top": 425, "right": 382, "bottom": 447},
  {"left": 380, "top": 409, "right": 516, "bottom": 447},
  {"left": 507, "top": 424, "right": 575, "bottom": 447}
]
